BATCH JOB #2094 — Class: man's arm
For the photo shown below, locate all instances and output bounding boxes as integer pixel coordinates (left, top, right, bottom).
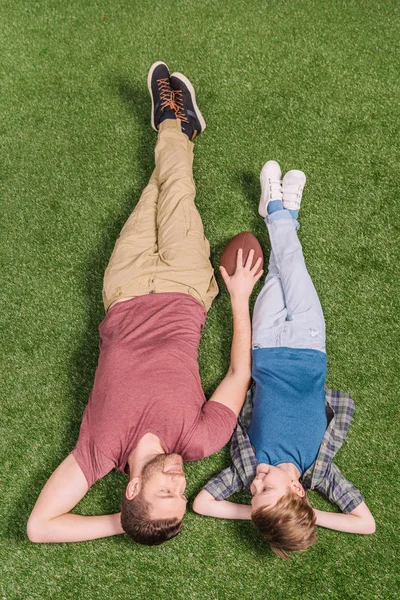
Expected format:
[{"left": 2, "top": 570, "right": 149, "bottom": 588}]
[
  {"left": 193, "top": 489, "right": 252, "bottom": 520},
  {"left": 314, "top": 501, "right": 375, "bottom": 534},
  {"left": 208, "top": 249, "right": 263, "bottom": 416},
  {"left": 27, "top": 454, "right": 124, "bottom": 543}
]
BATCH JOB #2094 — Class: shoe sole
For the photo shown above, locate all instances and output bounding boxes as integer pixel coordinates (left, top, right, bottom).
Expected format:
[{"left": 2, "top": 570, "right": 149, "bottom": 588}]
[
  {"left": 170, "top": 72, "right": 207, "bottom": 132},
  {"left": 147, "top": 61, "right": 169, "bottom": 131}
]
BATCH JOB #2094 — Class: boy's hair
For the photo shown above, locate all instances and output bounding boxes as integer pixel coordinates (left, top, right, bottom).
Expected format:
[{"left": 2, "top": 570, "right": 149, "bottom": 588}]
[
  {"left": 121, "top": 493, "right": 183, "bottom": 546},
  {"left": 251, "top": 490, "right": 317, "bottom": 559}
]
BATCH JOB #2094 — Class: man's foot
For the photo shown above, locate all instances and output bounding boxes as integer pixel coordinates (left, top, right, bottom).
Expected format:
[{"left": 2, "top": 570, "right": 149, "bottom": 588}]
[
  {"left": 169, "top": 72, "right": 206, "bottom": 140},
  {"left": 282, "top": 170, "right": 306, "bottom": 211},
  {"left": 258, "top": 160, "right": 282, "bottom": 217},
  {"left": 147, "top": 61, "right": 176, "bottom": 131}
]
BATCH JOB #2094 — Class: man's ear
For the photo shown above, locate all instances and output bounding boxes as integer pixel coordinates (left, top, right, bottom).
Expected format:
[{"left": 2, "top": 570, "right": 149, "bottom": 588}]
[
  {"left": 290, "top": 480, "right": 305, "bottom": 497},
  {"left": 126, "top": 477, "right": 141, "bottom": 500}
]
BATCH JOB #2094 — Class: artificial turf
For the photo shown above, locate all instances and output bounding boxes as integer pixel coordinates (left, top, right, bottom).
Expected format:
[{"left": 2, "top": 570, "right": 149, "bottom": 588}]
[{"left": 1, "top": 0, "right": 399, "bottom": 598}]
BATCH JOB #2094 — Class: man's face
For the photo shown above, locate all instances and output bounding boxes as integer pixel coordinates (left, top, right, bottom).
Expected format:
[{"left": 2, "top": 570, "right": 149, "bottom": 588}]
[
  {"left": 141, "top": 454, "right": 187, "bottom": 521},
  {"left": 250, "top": 463, "right": 292, "bottom": 512}
]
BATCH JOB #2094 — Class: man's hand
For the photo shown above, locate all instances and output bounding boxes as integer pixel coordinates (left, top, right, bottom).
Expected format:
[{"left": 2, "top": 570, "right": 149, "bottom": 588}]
[
  {"left": 208, "top": 249, "right": 260, "bottom": 416},
  {"left": 220, "top": 249, "right": 263, "bottom": 301}
]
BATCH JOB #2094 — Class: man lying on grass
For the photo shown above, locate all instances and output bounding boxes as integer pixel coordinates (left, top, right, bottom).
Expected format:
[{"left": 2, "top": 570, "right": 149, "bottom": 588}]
[
  {"left": 194, "top": 161, "right": 375, "bottom": 558},
  {"left": 27, "top": 62, "right": 262, "bottom": 546}
]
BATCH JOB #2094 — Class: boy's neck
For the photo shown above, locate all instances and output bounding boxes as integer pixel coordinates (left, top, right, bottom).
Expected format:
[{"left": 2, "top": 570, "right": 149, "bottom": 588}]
[{"left": 276, "top": 462, "right": 301, "bottom": 481}]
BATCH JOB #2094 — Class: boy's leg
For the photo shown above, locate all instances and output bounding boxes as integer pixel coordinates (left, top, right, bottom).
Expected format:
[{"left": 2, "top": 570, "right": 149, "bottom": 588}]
[
  {"left": 252, "top": 251, "right": 287, "bottom": 347},
  {"left": 102, "top": 172, "right": 159, "bottom": 310},
  {"left": 257, "top": 161, "right": 325, "bottom": 351},
  {"left": 266, "top": 211, "right": 326, "bottom": 351},
  {"left": 253, "top": 160, "right": 288, "bottom": 347}
]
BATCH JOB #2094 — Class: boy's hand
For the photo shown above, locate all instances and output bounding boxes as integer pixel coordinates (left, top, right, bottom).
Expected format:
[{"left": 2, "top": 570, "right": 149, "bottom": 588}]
[{"left": 220, "top": 249, "right": 263, "bottom": 301}]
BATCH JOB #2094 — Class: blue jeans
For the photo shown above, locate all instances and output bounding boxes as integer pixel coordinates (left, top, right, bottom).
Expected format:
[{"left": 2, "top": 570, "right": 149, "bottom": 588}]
[{"left": 252, "top": 210, "right": 326, "bottom": 353}]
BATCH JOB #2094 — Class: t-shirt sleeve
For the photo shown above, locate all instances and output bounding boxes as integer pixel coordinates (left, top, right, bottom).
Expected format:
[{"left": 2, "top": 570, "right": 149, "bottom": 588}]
[
  {"left": 204, "top": 465, "right": 243, "bottom": 500},
  {"left": 314, "top": 462, "right": 364, "bottom": 514},
  {"left": 187, "top": 401, "right": 237, "bottom": 460},
  {"left": 71, "top": 410, "right": 116, "bottom": 488}
]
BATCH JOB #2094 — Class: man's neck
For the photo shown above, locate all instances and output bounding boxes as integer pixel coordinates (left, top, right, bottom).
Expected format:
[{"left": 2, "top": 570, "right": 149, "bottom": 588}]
[
  {"left": 127, "top": 433, "right": 165, "bottom": 478},
  {"left": 277, "top": 462, "right": 301, "bottom": 481}
]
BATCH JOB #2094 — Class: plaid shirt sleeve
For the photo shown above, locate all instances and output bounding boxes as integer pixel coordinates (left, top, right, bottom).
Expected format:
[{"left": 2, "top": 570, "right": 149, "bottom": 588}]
[
  {"left": 202, "top": 385, "right": 257, "bottom": 501},
  {"left": 313, "top": 462, "right": 364, "bottom": 514},
  {"left": 203, "top": 464, "right": 243, "bottom": 500}
]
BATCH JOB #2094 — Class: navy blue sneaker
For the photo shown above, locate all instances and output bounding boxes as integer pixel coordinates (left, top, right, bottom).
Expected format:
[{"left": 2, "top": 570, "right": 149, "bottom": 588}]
[
  {"left": 169, "top": 72, "right": 206, "bottom": 140},
  {"left": 147, "top": 61, "right": 176, "bottom": 131}
]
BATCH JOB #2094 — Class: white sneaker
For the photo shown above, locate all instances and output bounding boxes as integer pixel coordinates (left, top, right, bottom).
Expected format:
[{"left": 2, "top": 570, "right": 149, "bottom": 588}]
[
  {"left": 259, "top": 160, "right": 282, "bottom": 217},
  {"left": 282, "top": 170, "right": 306, "bottom": 211}
]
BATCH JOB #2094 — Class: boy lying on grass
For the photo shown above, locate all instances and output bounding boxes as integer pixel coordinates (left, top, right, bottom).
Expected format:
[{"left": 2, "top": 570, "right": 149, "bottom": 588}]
[{"left": 193, "top": 161, "right": 375, "bottom": 558}]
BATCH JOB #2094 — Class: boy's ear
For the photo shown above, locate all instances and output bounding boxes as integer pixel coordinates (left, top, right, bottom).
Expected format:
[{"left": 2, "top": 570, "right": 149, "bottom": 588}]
[
  {"left": 290, "top": 480, "right": 305, "bottom": 497},
  {"left": 126, "top": 477, "right": 141, "bottom": 500}
]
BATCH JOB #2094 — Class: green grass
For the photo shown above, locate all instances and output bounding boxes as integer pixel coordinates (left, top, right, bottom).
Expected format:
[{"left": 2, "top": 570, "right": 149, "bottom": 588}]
[{"left": 1, "top": 0, "right": 399, "bottom": 598}]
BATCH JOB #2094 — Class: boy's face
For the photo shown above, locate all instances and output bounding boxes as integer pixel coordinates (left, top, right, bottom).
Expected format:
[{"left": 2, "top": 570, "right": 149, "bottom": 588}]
[{"left": 250, "top": 464, "right": 295, "bottom": 512}]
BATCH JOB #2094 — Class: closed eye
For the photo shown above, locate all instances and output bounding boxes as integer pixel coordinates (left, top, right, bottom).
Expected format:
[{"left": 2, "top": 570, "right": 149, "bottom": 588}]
[{"left": 160, "top": 490, "right": 187, "bottom": 502}]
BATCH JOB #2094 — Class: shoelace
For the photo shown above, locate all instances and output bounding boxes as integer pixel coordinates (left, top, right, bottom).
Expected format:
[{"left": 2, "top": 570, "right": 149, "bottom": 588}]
[
  {"left": 171, "top": 89, "right": 190, "bottom": 124},
  {"left": 156, "top": 81, "right": 196, "bottom": 138},
  {"left": 157, "top": 78, "right": 177, "bottom": 111}
]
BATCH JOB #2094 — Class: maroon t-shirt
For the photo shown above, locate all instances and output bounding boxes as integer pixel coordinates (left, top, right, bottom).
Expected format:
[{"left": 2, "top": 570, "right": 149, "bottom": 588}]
[{"left": 72, "top": 293, "right": 237, "bottom": 487}]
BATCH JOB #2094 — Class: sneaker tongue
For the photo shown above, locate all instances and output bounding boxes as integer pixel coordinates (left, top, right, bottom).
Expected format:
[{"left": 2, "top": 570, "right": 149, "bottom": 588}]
[{"left": 159, "top": 109, "right": 176, "bottom": 124}]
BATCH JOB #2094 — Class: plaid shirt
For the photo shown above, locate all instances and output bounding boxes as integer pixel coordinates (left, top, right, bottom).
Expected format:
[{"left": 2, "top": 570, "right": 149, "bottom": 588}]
[{"left": 204, "top": 386, "right": 363, "bottom": 514}]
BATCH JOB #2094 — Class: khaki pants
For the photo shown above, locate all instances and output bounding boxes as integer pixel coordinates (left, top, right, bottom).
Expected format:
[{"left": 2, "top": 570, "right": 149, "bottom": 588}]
[{"left": 102, "top": 119, "right": 219, "bottom": 312}]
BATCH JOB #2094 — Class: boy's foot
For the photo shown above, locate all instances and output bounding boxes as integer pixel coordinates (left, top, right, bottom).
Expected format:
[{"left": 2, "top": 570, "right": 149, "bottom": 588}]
[
  {"left": 169, "top": 72, "right": 206, "bottom": 140},
  {"left": 258, "top": 160, "right": 282, "bottom": 217},
  {"left": 282, "top": 170, "right": 306, "bottom": 211},
  {"left": 147, "top": 61, "right": 176, "bottom": 131}
]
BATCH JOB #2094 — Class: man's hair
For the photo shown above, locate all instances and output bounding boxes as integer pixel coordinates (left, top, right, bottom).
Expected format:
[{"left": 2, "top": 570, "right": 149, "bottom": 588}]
[
  {"left": 120, "top": 493, "right": 183, "bottom": 546},
  {"left": 251, "top": 490, "right": 317, "bottom": 559}
]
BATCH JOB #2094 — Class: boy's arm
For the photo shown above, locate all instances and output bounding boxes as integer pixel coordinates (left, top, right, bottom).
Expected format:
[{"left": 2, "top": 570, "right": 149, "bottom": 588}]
[
  {"left": 209, "top": 249, "right": 263, "bottom": 416},
  {"left": 27, "top": 454, "right": 124, "bottom": 543},
  {"left": 314, "top": 501, "right": 375, "bottom": 534},
  {"left": 313, "top": 462, "right": 375, "bottom": 534},
  {"left": 193, "top": 489, "right": 252, "bottom": 520}
]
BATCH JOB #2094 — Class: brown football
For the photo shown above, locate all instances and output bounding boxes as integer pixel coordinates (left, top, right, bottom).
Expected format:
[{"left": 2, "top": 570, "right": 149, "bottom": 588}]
[{"left": 219, "top": 231, "right": 264, "bottom": 283}]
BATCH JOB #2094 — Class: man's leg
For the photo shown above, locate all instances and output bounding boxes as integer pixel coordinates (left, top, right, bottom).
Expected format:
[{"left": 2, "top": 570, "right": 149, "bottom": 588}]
[
  {"left": 148, "top": 74, "right": 218, "bottom": 311},
  {"left": 104, "top": 64, "right": 217, "bottom": 312},
  {"left": 102, "top": 172, "right": 159, "bottom": 310},
  {"left": 102, "top": 61, "right": 178, "bottom": 311}
]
